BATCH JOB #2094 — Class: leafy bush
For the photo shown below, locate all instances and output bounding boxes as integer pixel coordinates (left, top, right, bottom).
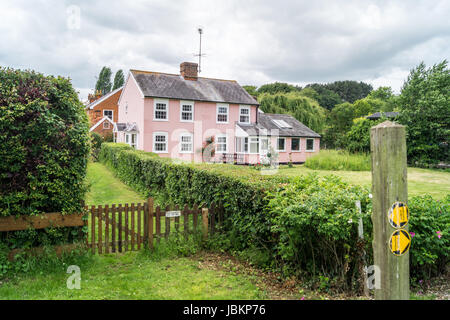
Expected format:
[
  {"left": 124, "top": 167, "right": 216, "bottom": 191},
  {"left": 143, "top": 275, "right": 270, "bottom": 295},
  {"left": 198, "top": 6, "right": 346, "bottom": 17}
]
[
  {"left": 408, "top": 195, "right": 449, "bottom": 281},
  {"left": 265, "top": 174, "right": 372, "bottom": 291},
  {"left": 305, "top": 150, "right": 371, "bottom": 171},
  {"left": 0, "top": 67, "right": 90, "bottom": 217}
]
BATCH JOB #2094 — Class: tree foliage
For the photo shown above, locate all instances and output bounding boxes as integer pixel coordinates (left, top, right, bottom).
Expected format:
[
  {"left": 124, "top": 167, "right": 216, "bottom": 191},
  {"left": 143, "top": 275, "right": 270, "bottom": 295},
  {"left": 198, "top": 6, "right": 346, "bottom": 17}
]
[
  {"left": 112, "top": 69, "right": 125, "bottom": 90},
  {"left": 258, "top": 92, "right": 327, "bottom": 134},
  {"left": 0, "top": 67, "right": 90, "bottom": 216},
  {"left": 257, "top": 82, "right": 299, "bottom": 95},
  {"left": 95, "top": 66, "right": 112, "bottom": 95},
  {"left": 397, "top": 60, "right": 450, "bottom": 166},
  {"left": 324, "top": 80, "right": 373, "bottom": 103},
  {"left": 304, "top": 83, "right": 343, "bottom": 110}
]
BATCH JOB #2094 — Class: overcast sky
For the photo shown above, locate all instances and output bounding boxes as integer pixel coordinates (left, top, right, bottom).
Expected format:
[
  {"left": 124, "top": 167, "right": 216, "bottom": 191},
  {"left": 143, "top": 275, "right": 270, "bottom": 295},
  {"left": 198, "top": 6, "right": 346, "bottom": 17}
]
[{"left": 1, "top": 0, "right": 449, "bottom": 101}]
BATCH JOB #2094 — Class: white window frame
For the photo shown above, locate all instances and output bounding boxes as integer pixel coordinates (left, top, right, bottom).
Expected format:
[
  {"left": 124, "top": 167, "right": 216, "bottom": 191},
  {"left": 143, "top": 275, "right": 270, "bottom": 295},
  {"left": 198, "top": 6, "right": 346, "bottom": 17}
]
[
  {"left": 125, "top": 133, "right": 138, "bottom": 149},
  {"left": 291, "top": 138, "right": 301, "bottom": 152},
  {"left": 235, "top": 137, "right": 248, "bottom": 154},
  {"left": 153, "top": 132, "right": 168, "bottom": 153},
  {"left": 306, "top": 138, "right": 315, "bottom": 152},
  {"left": 216, "top": 134, "right": 228, "bottom": 153},
  {"left": 216, "top": 104, "right": 229, "bottom": 124},
  {"left": 276, "top": 137, "right": 286, "bottom": 152},
  {"left": 239, "top": 105, "right": 250, "bottom": 124},
  {"left": 103, "top": 109, "right": 114, "bottom": 120},
  {"left": 249, "top": 136, "right": 259, "bottom": 154},
  {"left": 179, "top": 132, "right": 193, "bottom": 153},
  {"left": 153, "top": 99, "right": 169, "bottom": 121},
  {"left": 180, "top": 101, "right": 194, "bottom": 122}
]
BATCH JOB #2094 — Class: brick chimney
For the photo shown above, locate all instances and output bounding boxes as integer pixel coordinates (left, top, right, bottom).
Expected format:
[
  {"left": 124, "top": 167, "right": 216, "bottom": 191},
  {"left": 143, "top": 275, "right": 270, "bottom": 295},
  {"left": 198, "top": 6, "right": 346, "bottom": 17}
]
[{"left": 180, "top": 62, "right": 198, "bottom": 80}]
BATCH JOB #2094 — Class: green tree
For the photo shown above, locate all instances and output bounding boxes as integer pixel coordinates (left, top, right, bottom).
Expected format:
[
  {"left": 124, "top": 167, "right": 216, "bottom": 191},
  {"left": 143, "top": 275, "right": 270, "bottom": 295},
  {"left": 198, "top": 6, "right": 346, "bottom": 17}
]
[
  {"left": 322, "top": 102, "right": 355, "bottom": 148},
  {"left": 242, "top": 85, "right": 258, "bottom": 97},
  {"left": 304, "top": 83, "right": 343, "bottom": 110},
  {"left": 324, "top": 80, "right": 373, "bottom": 103},
  {"left": 95, "top": 66, "right": 112, "bottom": 95},
  {"left": 112, "top": 69, "right": 125, "bottom": 90},
  {"left": 257, "top": 82, "right": 299, "bottom": 95},
  {"left": 345, "top": 117, "right": 384, "bottom": 153},
  {"left": 258, "top": 92, "right": 326, "bottom": 134},
  {"left": 397, "top": 60, "right": 450, "bottom": 166},
  {"left": 352, "top": 97, "right": 386, "bottom": 118}
]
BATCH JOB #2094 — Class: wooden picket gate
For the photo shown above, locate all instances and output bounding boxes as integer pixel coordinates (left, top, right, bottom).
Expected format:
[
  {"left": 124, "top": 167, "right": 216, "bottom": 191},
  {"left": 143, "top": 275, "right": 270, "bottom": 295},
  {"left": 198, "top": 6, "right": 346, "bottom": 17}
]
[{"left": 86, "top": 198, "right": 223, "bottom": 254}]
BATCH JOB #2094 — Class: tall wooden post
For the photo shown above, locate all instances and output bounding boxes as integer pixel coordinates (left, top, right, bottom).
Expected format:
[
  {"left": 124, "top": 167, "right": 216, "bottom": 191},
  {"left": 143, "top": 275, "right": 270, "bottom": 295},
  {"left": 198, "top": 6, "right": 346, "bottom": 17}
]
[{"left": 370, "top": 121, "right": 409, "bottom": 300}]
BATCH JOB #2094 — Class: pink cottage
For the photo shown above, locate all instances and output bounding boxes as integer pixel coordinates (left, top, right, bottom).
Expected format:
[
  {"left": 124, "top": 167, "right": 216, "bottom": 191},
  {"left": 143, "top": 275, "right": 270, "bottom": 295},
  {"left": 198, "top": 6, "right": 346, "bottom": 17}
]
[{"left": 114, "top": 62, "right": 320, "bottom": 164}]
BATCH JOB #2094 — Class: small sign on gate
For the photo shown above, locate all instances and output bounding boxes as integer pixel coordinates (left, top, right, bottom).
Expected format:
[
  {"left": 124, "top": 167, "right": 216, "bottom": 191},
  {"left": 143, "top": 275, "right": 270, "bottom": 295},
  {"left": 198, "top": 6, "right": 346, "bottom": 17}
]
[{"left": 166, "top": 211, "right": 181, "bottom": 218}]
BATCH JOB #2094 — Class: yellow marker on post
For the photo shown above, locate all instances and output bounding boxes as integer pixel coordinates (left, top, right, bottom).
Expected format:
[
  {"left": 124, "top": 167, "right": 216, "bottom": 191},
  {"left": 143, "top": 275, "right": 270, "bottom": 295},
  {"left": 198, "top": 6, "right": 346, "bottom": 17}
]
[
  {"left": 389, "top": 229, "right": 411, "bottom": 256},
  {"left": 388, "top": 202, "right": 409, "bottom": 228}
]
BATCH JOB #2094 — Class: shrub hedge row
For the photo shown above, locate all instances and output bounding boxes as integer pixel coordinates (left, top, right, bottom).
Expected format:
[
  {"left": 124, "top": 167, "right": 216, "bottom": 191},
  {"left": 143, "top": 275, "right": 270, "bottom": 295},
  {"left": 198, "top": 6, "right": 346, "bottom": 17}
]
[{"left": 99, "top": 143, "right": 448, "bottom": 290}]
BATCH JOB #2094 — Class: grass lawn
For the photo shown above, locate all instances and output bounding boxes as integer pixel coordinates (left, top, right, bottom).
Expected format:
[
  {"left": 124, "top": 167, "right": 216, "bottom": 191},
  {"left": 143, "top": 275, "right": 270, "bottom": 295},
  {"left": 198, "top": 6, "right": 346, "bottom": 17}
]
[
  {"left": 85, "top": 162, "right": 145, "bottom": 205},
  {"left": 0, "top": 251, "right": 268, "bottom": 300}
]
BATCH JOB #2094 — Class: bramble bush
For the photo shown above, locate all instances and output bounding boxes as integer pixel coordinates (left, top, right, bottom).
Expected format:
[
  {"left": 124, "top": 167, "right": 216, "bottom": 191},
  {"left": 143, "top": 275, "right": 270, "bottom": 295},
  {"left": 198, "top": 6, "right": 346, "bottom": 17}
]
[{"left": 99, "top": 143, "right": 449, "bottom": 290}]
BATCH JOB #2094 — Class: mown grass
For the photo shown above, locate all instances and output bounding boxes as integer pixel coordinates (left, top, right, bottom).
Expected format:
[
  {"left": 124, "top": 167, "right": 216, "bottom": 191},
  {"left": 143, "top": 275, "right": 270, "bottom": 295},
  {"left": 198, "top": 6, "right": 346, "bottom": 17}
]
[
  {"left": 0, "top": 250, "right": 267, "bottom": 300},
  {"left": 305, "top": 150, "right": 371, "bottom": 171}
]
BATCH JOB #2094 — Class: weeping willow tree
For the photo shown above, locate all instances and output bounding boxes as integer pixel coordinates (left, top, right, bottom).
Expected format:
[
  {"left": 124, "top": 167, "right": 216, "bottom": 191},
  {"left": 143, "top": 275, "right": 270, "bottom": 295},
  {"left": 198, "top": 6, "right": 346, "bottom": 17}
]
[{"left": 258, "top": 92, "right": 327, "bottom": 134}]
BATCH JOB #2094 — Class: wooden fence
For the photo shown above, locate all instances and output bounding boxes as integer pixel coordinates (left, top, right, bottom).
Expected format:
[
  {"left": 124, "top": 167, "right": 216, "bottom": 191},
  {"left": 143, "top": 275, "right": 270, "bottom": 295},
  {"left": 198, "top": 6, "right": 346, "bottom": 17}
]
[
  {"left": 86, "top": 198, "right": 223, "bottom": 254},
  {"left": 0, "top": 198, "right": 224, "bottom": 257}
]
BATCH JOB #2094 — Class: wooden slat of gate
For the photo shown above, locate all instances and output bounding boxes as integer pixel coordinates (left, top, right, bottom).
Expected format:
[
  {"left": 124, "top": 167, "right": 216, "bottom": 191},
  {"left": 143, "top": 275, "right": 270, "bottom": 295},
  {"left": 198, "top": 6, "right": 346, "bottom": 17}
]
[
  {"left": 118, "top": 204, "right": 123, "bottom": 252},
  {"left": 193, "top": 204, "right": 198, "bottom": 232},
  {"left": 98, "top": 205, "right": 103, "bottom": 254},
  {"left": 137, "top": 203, "right": 141, "bottom": 250},
  {"left": 175, "top": 205, "right": 180, "bottom": 233},
  {"left": 148, "top": 198, "right": 154, "bottom": 250},
  {"left": 104, "top": 205, "right": 109, "bottom": 254},
  {"left": 183, "top": 205, "right": 189, "bottom": 240},
  {"left": 131, "top": 203, "right": 135, "bottom": 251},
  {"left": 124, "top": 203, "right": 129, "bottom": 252},
  {"left": 155, "top": 206, "right": 161, "bottom": 243},
  {"left": 91, "top": 205, "right": 96, "bottom": 254},
  {"left": 210, "top": 203, "right": 215, "bottom": 234},
  {"left": 165, "top": 205, "right": 170, "bottom": 239},
  {"left": 111, "top": 204, "right": 116, "bottom": 253}
]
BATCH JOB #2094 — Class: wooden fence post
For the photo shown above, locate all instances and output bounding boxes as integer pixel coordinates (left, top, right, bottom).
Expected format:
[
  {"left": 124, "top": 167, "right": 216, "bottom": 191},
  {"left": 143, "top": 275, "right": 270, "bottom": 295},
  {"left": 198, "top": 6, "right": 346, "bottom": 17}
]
[
  {"left": 370, "top": 121, "right": 409, "bottom": 300},
  {"left": 148, "top": 198, "right": 154, "bottom": 249},
  {"left": 202, "top": 208, "right": 209, "bottom": 241}
]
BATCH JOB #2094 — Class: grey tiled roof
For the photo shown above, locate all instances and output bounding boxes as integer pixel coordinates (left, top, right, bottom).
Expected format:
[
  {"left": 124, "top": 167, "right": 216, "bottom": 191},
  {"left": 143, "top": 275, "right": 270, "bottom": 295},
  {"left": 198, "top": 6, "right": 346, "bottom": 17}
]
[
  {"left": 131, "top": 70, "right": 258, "bottom": 105},
  {"left": 238, "top": 113, "right": 321, "bottom": 138},
  {"left": 366, "top": 111, "right": 399, "bottom": 120}
]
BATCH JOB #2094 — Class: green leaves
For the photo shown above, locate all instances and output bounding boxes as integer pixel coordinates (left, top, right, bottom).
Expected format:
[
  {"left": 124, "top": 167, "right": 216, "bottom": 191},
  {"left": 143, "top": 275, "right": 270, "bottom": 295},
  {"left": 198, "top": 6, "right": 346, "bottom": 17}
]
[{"left": 397, "top": 60, "right": 450, "bottom": 166}]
